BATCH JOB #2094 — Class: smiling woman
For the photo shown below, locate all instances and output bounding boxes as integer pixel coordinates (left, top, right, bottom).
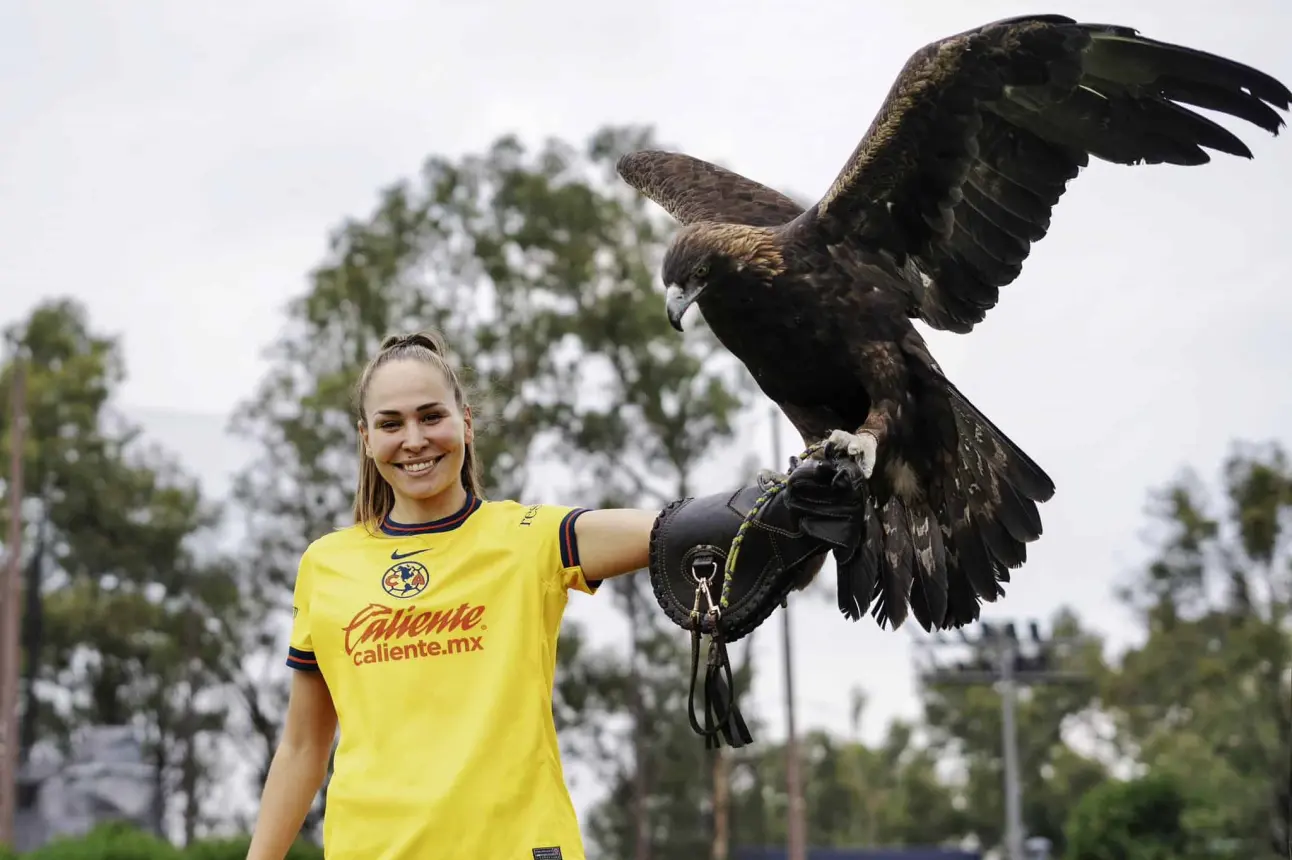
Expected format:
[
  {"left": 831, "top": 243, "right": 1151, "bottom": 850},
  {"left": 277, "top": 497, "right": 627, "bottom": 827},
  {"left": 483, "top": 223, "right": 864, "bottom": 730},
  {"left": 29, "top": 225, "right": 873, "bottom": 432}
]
[{"left": 241, "top": 330, "right": 666, "bottom": 860}]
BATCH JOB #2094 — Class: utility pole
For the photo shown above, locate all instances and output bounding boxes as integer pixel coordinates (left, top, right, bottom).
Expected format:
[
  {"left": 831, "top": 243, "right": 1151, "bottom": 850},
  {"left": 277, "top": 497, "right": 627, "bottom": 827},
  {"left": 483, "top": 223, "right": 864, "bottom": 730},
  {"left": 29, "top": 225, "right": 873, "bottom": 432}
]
[
  {"left": 996, "top": 630, "right": 1024, "bottom": 860},
  {"left": 0, "top": 354, "right": 26, "bottom": 848},
  {"left": 914, "top": 620, "right": 1089, "bottom": 860},
  {"left": 773, "top": 407, "right": 807, "bottom": 860}
]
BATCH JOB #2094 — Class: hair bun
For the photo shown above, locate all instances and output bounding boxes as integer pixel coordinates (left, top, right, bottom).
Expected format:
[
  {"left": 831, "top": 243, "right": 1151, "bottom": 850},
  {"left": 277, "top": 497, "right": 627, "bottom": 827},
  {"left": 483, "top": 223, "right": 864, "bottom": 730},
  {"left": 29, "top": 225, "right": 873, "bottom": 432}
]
[
  {"left": 407, "top": 332, "right": 442, "bottom": 354},
  {"left": 380, "top": 332, "right": 444, "bottom": 354}
]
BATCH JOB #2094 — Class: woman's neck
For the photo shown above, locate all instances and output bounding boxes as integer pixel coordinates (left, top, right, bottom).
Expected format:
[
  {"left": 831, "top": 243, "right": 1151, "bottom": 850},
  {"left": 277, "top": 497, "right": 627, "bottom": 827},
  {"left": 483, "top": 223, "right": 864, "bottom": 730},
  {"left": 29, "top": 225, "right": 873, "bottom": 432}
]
[{"left": 388, "top": 483, "right": 469, "bottom": 525}]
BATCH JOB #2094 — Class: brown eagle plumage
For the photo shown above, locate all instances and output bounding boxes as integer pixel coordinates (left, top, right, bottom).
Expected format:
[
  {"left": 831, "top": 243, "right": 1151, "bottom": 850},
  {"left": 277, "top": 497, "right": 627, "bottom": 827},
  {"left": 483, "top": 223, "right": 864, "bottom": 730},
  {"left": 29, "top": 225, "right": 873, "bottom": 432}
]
[{"left": 616, "top": 14, "right": 1289, "bottom": 632}]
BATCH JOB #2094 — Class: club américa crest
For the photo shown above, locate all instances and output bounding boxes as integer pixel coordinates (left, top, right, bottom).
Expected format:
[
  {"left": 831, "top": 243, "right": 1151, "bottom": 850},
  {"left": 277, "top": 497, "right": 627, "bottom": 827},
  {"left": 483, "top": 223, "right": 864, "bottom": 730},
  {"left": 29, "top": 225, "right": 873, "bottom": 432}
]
[{"left": 382, "top": 560, "right": 429, "bottom": 598}]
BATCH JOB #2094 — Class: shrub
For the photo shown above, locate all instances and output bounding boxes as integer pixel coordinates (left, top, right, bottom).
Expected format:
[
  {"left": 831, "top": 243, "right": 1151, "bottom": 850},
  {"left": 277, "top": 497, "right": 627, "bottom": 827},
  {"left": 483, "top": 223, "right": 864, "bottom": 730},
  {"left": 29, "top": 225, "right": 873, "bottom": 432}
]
[
  {"left": 6, "top": 824, "right": 323, "bottom": 860},
  {"left": 20, "top": 822, "right": 182, "bottom": 860},
  {"left": 183, "top": 835, "right": 323, "bottom": 860},
  {"left": 1065, "top": 772, "right": 1195, "bottom": 860}
]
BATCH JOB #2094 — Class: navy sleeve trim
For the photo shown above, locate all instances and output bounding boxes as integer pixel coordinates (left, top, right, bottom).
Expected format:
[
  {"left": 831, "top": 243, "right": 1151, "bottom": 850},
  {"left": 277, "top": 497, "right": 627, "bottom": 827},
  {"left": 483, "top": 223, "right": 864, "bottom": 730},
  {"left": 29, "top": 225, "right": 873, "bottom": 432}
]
[
  {"left": 286, "top": 647, "right": 319, "bottom": 672},
  {"left": 559, "top": 508, "right": 590, "bottom": 569}
]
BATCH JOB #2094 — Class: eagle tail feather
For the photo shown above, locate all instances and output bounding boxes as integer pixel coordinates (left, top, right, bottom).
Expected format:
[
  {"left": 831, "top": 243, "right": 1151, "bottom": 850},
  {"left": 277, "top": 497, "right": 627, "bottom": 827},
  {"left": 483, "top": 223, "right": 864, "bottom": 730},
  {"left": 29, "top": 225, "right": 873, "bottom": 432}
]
[
  {"left": 941, "top": 548, "right": 986, "bottom": 628},
  {"left": 905, "top": 500, "right": 950, "bottom": 632},
  {"left": 942, "top": 378, "right": 1055, "bottom": 503},
  {"left": 872, "top": 497, "right": 915, "bottom": 630},
  {"left": 930, "top": 381, "right": 1053, "bottom": 623},
  {"left": 833, "top": 497, "right": 882, "bottom": 622}
]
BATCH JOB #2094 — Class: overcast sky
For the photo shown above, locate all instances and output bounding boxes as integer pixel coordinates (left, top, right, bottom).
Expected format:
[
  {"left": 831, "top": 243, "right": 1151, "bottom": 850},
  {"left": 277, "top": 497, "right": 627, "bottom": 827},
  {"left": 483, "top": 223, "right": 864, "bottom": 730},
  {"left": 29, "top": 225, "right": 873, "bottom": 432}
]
[{"left": 3, "top": 0, "right": 1289, "bottom": 828}]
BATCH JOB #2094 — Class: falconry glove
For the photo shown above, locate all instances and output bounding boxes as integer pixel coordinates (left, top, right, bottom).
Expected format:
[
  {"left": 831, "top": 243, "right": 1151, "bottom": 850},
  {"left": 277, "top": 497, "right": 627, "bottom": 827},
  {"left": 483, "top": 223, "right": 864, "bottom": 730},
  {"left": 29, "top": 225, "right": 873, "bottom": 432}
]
[{"left": 647, "top": 453, "right": 869, "bottom": 749}]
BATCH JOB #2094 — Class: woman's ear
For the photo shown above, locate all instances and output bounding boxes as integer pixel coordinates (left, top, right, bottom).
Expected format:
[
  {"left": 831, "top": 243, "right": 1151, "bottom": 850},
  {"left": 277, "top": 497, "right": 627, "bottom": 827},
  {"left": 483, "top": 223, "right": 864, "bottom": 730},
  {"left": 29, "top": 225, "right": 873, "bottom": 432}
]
[
  {"left": 358, "top": 420, "right": 372, "bottom": 458},
  {"left": 463, "top": 405, "right": 474, "bottom": 445}
]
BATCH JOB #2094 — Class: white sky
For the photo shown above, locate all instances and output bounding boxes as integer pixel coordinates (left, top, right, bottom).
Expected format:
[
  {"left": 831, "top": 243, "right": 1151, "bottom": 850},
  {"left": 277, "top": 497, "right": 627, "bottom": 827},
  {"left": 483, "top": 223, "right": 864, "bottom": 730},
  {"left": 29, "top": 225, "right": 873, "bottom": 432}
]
[{"left": 3, "top": 0, "right": 1290, "bottom": 831}]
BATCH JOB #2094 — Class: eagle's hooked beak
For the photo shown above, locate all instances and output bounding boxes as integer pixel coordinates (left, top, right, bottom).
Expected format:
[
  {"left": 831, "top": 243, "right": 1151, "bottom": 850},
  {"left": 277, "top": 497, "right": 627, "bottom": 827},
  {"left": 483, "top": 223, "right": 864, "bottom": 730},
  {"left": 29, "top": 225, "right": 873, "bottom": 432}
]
[{"left": 665, "top": 281, "right": 705, "bottom": 332}]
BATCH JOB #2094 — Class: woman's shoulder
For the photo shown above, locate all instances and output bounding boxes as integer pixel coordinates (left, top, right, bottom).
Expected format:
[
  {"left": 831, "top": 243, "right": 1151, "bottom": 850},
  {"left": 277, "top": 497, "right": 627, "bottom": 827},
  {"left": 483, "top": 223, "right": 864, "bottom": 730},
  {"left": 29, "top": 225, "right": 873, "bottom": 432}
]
[
  {"left": 472, "top": 500, "right": 592, "bottom": 546},
  {"left": 480, "top": 498, "right": 588, "bottom": 523},
  {"left": 300, "top": 522, "right": 379, "bottom": 559}
]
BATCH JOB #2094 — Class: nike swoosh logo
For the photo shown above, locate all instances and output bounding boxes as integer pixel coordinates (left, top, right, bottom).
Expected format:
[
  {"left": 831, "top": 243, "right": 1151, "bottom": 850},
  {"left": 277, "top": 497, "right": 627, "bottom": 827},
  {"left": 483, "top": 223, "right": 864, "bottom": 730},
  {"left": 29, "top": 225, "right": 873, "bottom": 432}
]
[{"left": 390, "top": 548, "right": 431, "bottom": 560}]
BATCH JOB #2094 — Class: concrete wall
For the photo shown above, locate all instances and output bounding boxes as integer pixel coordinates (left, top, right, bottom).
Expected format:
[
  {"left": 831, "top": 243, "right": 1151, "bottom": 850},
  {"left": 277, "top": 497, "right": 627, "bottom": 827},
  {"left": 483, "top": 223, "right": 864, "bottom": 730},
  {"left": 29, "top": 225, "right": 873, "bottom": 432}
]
[{"left": 14, "top": 725, "right": 161, "bottom": 853}]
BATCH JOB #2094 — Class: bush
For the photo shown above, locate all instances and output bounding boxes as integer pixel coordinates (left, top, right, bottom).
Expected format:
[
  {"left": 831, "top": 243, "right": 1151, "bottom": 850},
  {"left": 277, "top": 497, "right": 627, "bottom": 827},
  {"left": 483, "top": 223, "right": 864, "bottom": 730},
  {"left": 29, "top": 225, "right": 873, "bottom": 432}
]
[
  {"left": 20, "top": 822, "right": 181, "bottom": 860},
  {"left": 1065, "top": 772, "right": 1195, "bottom": 860},
  {"left": 184, "top": 835, "right": 323, "bottom": 860},
  {"left": 5, "top": 824, "right": 323, "bottom": 860}
]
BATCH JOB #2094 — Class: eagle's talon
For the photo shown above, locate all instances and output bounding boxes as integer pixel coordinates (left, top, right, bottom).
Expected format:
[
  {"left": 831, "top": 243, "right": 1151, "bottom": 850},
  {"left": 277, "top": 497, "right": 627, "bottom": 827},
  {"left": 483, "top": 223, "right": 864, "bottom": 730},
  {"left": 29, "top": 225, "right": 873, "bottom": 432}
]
[{"left": 825, "top": 429, "right": 878, "bottom": 480}]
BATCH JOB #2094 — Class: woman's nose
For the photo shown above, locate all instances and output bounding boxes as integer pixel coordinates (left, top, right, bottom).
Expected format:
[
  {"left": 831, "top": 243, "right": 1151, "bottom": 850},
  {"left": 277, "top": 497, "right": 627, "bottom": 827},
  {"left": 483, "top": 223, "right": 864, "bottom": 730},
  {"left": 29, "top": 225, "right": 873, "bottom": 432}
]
[{"left": 401, "top": 423, "right": 429, "bottom": 449}]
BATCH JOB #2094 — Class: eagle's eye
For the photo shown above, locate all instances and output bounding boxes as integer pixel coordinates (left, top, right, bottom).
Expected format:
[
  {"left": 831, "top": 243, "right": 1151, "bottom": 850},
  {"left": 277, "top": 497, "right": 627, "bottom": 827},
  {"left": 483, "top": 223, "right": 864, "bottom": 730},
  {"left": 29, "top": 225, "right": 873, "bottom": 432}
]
[{"left": 694, "top": 262, "right": 710, "bottom": 279}]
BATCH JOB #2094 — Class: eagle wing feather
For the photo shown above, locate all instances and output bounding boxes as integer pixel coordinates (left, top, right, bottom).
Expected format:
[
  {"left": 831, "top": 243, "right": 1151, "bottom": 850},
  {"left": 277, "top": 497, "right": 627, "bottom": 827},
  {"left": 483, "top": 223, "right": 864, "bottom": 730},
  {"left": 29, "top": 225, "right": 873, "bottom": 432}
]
[
  {"left": 615, "top": 150, "right": 805, "bottom": 228},
  {"left": 793, "top": 14, "right": 1291, "bottom": 333}
]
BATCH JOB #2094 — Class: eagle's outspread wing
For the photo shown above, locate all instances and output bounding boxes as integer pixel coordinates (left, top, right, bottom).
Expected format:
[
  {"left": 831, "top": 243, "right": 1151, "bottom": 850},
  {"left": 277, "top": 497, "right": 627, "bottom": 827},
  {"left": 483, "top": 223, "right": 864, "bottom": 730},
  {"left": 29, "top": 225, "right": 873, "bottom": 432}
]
[
  {"left": 613, "top": 15, "right": 1286, "bottom": 637},
  {"left": 616, "top": 150, "right": 805, "bottom": 228},
  {"left": 795, "top": 14, "right": 1291, "bottom": 333}
]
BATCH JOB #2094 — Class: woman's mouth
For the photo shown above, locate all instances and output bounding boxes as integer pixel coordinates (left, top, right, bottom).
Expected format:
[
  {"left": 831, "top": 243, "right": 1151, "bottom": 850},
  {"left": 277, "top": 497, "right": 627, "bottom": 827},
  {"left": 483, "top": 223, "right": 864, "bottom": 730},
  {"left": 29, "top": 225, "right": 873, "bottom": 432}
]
[{"left": 397, "top": 455, "right": 443, "bottom": 476}]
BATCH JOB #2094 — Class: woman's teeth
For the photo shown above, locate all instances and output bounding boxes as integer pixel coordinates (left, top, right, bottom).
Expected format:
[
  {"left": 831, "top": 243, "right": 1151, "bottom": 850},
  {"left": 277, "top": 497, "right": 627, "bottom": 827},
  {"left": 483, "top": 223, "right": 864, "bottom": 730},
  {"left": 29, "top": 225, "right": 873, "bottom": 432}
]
[{"left": 401, "top": 458, "right": 438, "bottom": 474}]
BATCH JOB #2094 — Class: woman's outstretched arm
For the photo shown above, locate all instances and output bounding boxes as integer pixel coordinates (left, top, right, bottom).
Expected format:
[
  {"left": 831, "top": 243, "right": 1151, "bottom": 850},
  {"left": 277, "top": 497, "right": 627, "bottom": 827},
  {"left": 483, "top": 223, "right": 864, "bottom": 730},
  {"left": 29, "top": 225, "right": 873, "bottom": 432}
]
[{"left": 574, "top": 507, "right": 660, "bottom": 582}]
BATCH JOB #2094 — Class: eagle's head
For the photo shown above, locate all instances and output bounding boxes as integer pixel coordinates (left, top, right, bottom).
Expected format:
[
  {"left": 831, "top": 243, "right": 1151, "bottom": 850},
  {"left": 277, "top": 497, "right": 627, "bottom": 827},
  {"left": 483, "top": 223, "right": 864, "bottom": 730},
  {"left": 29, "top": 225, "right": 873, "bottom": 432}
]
[{"left": 660, "top": 223, "right": 783, "bottom": 331}]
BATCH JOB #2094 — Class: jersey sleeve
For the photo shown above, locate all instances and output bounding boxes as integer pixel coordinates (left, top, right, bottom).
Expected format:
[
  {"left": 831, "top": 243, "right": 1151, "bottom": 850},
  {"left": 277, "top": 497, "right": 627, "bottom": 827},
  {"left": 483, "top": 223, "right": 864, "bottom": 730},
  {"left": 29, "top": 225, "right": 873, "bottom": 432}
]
[
  {"left": 286, "top": 547, "right": 320, "bottom": 672},
  {"left": 540, "top": 504, "right": 598, "bottom": 595}
]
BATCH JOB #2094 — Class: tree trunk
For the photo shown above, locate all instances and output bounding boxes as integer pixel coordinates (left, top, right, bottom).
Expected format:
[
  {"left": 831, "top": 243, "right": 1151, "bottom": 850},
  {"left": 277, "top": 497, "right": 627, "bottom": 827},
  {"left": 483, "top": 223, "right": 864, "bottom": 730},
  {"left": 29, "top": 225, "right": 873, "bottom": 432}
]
[
  {"left": 151, "top": 719, "right": 168, "bottom": 837},
  {"left": 625, "top": 579, "right": 651, "bottom": 860},
  {"left": 711, "top": 750, "right": 729, "bottom": 860},
  {"left": 713, "top": 630, "right": 759, "bottom": 858},
  {"left": 179, "top": 683, "right": 202, "bottom": 845},
  {"left": 19, "top": 501, "right": 47, "bottom": 763}
]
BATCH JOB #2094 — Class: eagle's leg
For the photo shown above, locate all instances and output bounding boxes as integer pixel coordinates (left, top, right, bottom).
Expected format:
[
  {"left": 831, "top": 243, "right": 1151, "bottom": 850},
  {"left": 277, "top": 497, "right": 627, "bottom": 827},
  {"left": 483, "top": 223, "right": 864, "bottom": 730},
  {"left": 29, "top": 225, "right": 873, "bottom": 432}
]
[{"left": 823, "top": 399, "right": 897, "bottom": 481}]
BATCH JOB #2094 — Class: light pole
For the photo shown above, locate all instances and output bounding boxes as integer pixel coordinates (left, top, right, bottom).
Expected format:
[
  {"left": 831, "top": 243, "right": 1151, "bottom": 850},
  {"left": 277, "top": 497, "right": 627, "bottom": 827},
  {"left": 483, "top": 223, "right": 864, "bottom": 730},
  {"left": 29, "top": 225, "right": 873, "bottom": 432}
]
[
  {"left": 773, "top": 407, "right": 806, "bottom": 860},
  {"left": 996, "top": 628, "right": 1024, "bottom": 860},
  {"left": 914, "top": 619, "right": 1089, "bottom": 860}
]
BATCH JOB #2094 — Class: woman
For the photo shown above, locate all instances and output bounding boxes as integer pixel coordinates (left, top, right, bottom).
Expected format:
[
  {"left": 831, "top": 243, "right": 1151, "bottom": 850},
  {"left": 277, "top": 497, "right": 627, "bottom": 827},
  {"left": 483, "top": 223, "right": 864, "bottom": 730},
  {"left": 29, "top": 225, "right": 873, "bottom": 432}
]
[{"left": 244, "top": 331, "right": 661, "bottom": 860}]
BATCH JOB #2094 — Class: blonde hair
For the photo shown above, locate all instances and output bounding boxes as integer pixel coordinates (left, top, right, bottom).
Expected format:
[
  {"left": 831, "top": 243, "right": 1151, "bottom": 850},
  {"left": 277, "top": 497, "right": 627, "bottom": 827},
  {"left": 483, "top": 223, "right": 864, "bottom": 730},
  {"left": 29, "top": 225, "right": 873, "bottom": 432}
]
[{"left": 352, "top": 331, "right": 483, "bottom": 528}]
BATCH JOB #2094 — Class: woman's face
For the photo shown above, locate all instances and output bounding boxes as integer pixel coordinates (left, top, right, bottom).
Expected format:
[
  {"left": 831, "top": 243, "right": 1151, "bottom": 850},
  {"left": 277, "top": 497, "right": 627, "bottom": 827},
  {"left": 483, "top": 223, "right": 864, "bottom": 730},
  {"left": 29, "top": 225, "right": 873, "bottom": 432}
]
[{"left": 360, "top": 358, "right": 473, "bottom": 510}]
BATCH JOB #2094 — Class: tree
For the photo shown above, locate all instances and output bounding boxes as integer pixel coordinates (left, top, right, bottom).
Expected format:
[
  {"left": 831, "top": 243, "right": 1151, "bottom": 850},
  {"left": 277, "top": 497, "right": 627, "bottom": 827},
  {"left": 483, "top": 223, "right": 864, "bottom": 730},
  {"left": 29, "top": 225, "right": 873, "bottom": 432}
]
[
  {"left": 727, "top": 715, "right": 969, "bottom": 851},
  {"left": 1064, "top": 773, "right": 1193, "bottom": 860},
  {"left": 1, "top": 297, "right": 125, "bottom": 751},
  {"left": 1101, "top": 441, "right": 1292, "bottom": 858},
  {"left": 0, "top": 298, "right": 241, "bottom": 841}
]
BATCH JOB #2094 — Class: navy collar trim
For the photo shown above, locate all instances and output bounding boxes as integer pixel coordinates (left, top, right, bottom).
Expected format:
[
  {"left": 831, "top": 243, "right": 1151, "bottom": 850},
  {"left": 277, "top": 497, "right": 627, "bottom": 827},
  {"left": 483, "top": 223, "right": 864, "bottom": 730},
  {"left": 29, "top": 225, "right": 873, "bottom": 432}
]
[{"left": 380, "top": 494, "right": 481, "bottom": 536}]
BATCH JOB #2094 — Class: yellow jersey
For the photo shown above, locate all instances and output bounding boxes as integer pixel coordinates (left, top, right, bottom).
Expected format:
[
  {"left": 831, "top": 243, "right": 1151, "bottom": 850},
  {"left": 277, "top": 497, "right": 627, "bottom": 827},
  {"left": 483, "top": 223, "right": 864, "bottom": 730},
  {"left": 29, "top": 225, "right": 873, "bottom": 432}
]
[{"left": 286, "top": 493, "right": 599, "bottom": 860}]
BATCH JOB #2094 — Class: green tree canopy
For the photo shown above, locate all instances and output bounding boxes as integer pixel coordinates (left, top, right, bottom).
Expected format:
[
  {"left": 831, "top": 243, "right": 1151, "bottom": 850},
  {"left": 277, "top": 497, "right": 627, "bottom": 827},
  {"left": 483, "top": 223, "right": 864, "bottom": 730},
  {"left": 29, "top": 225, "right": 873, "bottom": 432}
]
[
  {"left": 1101, "top": 441, "right": 1291, "bottom": 857},
  {"left": 1, "top": 298, "right": 241, "bottom": 840},
  {"left": 1064, "top": 772, "right": 1193, "bottom": 860}
]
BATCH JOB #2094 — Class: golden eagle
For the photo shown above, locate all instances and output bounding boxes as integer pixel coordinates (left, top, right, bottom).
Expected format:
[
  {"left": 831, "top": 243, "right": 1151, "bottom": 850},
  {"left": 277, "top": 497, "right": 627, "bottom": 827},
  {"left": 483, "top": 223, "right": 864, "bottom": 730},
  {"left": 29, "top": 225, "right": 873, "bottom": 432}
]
[{"left": 617, "top": 14, "right": 1289, "bottom": 632}]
